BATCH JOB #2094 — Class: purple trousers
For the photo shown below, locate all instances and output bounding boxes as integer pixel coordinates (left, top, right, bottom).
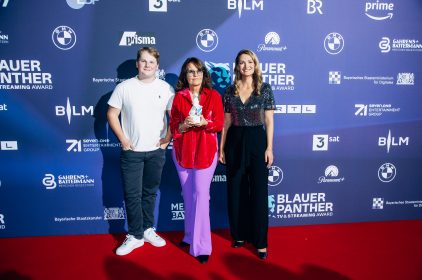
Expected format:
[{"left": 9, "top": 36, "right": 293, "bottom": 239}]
[{"left": 172, "top": 151, "right": 217, "bottom": 257}]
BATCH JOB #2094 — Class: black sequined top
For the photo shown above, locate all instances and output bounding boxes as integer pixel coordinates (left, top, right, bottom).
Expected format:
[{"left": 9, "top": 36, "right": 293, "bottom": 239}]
[{"left": 223, "top": 83, "right": 276, "bottom": 126}]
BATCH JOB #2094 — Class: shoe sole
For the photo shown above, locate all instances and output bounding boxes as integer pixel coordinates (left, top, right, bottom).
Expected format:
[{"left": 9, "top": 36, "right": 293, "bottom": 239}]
[
  {"left": 144, "top": 240, "right": 166, "bottom": 247},
  {"left": 116, "top": 242, "right": 144, "bottom": 256}
]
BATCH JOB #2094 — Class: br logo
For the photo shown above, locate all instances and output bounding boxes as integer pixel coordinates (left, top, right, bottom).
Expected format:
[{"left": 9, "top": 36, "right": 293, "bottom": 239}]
[{"left": 205, "top": 62, "right": 232, "bottom": 94}]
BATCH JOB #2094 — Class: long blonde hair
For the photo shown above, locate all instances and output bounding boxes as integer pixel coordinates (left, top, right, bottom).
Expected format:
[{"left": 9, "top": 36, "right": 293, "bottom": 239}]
[{"left": 233, "top": 49, "right": 263, "bottom": 95}]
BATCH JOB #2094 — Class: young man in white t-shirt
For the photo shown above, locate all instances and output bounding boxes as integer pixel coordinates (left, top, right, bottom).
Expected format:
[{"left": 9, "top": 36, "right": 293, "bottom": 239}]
[{"left": 107, "top": 47, "right": 174, "bottom": 256}]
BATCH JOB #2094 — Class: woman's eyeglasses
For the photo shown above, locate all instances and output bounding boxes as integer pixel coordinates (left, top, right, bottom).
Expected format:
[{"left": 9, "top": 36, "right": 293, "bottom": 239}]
[{"left": 187, "top": 69, "right": 203, "bottom": 76}]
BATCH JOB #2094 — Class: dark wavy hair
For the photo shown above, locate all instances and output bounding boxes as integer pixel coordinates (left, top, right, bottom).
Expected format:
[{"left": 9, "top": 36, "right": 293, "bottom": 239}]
[
  {"left": 176, "top": 57, "right": 213, "bottom": 92},
  {"left": 233, "top": 49, "right": 263, "bottom": 95}
]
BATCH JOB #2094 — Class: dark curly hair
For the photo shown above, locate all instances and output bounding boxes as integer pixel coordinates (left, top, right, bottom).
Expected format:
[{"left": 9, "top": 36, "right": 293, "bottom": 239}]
[{"left": 176, "top": 57, "right": 213, "bottom": 91}]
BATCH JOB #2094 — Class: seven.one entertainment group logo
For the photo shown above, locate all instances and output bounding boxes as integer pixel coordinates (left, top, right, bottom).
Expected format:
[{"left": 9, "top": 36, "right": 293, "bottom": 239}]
[{"left": 66, "top": 139, "right": 121, "bottom": 152}]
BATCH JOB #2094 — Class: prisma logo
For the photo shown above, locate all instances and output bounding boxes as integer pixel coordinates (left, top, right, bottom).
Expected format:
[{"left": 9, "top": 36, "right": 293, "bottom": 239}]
[
  {"left": 228, "top": 0, "right": 264, "bottom": 18},
  {"left": 119, "top": 32, "right": 156, "bottom": 46},
  {"left": 307, "top": 0, "right": 323, "bottom": 14}
]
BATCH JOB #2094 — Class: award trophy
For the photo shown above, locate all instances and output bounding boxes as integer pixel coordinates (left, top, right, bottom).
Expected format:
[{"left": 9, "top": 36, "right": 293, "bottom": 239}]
[{"left": 189, "top": 93, "right": 202, "bottom": 124}]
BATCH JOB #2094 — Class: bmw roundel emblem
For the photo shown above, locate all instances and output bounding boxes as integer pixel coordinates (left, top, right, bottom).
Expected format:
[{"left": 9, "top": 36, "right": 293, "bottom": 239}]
[
  {"left": 268, "top": 166, "right": 283, "bottom": 187},
  {"left": 52, "top": 26, "right": 77, "bottom": 50},
  {"left": 324, "top": 32, "right": 344, "bottom": 55},
  {"left": 196, "top": 29, "right": 218, "bottom": 52}
]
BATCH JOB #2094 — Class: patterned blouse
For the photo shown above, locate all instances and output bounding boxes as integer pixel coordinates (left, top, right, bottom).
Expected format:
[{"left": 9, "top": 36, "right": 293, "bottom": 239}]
[{"left": 223, "top": 83, "right": 276, "bottom": 126}]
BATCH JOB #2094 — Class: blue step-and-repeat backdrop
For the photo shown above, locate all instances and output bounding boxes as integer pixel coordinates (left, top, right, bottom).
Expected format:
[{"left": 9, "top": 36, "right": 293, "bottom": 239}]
[{"left": 1, "top": 0, "right": 421, "bottom": 237}]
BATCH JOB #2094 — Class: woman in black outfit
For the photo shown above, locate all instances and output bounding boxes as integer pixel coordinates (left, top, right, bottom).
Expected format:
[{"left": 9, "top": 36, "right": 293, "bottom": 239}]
[{"left": 219, "top": 49, "right": 275, "bottom": 260}]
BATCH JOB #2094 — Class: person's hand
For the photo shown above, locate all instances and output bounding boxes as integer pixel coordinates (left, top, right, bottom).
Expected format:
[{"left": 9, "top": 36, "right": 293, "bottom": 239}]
[
  {"left": 265, "top": 149, "right": 273, "bottom": 168},
  {"left": 195, "top": 115, "right": 208, "bottom": 127},
  {"left": 121, "top": 138, "right": 133, "bottom": 151},
  {"left": 219, "top": 150, "right": 226, "bottom": 164},
  {"left": 183, "top": 116, "right": 194, "bottom": 128},
  {"left": 157, "top": 138, "right": 170, "bottom": 149}
]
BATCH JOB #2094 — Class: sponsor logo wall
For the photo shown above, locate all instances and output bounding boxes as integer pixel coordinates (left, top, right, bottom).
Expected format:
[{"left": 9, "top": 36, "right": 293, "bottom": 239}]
[{"left": 0, "top": 0, "right": 421, "bottom": 238}]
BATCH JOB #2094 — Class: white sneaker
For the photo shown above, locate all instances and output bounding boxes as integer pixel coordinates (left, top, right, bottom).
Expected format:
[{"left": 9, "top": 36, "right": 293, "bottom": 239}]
[
  {"left": 143, "top": 227, "right": 166, "bottom": 247},
  {"left": 116, "top": 234, "right": 144, "bottom": 256}
]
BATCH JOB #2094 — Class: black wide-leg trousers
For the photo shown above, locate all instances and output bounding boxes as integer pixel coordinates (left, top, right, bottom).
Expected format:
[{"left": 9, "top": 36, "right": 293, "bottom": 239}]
[{"left": 224, "top": 125, "right": 269, "bottom": 249}]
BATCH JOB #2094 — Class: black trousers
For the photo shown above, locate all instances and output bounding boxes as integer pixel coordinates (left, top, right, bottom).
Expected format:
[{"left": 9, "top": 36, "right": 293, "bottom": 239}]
[
  {"left": 120, "top": 148, "right": 166, "bottom": 239},
  {"left": 224, "top": 125, "right": 269, "bottom": 249}
]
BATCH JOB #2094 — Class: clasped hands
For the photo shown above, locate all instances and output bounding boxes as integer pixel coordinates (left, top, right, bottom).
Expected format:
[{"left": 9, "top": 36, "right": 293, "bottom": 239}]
[{"left": 179, "top": 115, "right": 208, "bottom": 132}]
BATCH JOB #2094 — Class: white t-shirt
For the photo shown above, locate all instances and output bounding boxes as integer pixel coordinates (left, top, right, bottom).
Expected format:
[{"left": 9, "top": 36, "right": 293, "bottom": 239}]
[{"left": 108, "top": 77, "right": 175, "bottom": 152}]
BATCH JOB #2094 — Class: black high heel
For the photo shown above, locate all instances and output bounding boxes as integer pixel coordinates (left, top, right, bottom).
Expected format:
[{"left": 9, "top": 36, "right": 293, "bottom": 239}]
[
  {"left": 179, "top": 241, "right": 189, "bottom": 247},
  {"left": 257, "top": 249, "right": 268, "bottom": 260},
  {"left": 232, "top": 240, "right": 245, "bottom": 248},
  {"left": 196, "top": 255, "right": 209, "bottom": 264}
]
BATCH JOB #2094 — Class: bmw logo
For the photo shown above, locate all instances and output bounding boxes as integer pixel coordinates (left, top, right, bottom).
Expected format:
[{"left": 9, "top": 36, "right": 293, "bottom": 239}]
[
  {"left": 52, "top": 26, "right": 77, "bottom": 50},
  {"left": 196, "top": 29, "right": 218, "bottom": 52},
  {"left": 378, "top": 163, "right": 396, "bottom": 183},
  {"left": 268, "top": 166, "right": 283, "bottom": 187},
  {"left": 324, "top": 32, "right": 344, "bottom": 55}
]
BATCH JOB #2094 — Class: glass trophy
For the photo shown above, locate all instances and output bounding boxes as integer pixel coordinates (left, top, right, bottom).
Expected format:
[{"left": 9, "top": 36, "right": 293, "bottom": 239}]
[{"left": 189, "top": 93, "right": 202, "bottom": 124}]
